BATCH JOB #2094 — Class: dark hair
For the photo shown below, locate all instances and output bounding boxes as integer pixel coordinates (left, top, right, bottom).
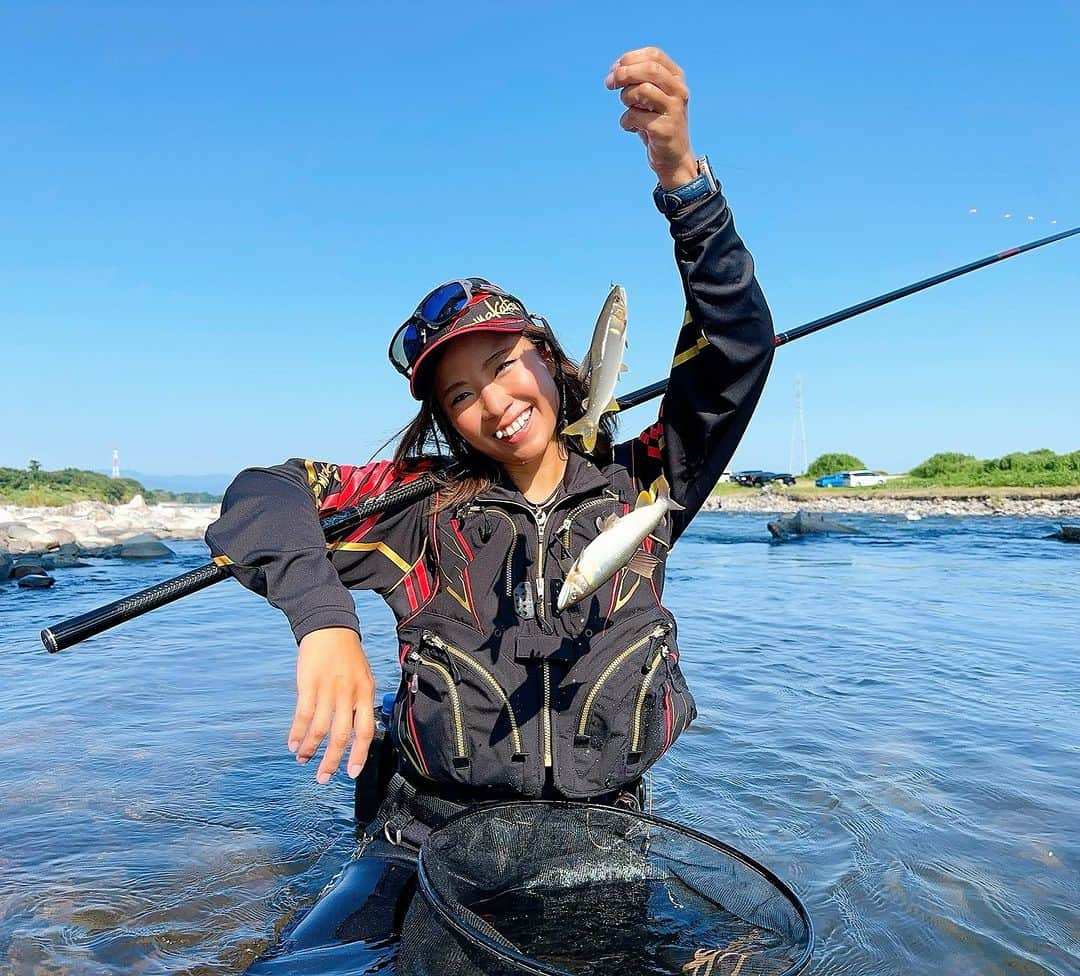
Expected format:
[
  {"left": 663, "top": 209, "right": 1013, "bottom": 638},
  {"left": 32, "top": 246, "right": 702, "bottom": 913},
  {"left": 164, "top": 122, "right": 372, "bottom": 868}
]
[{"left": 392, "top": 320, "right": 617, "bottom": 512}]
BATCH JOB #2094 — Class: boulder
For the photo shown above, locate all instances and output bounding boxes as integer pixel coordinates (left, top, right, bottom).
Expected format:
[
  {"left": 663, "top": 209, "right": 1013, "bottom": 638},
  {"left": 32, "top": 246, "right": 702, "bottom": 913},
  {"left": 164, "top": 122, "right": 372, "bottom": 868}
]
[
  {"left": 40, "top": 554, "right": 91, "bottom": 569},
  {"left": 78, "top": 543, "right": 122, "bottom": 558},
  {"left": 0, "top": 553, "right": 12, "bottom": 579},
  {"left": 123, "top": 494, "right": 148, "bottom": 510},
  {"left": 119, "top": 533, "right": 174, "bottom": 559},
  {"left": 11, "top": 561, "right": 50, "bottom": 579},
  {"left": 57, "top": 500, "right": 112, "bottom": 518},
  {"left": 0, "top": 524, "right": 54, "bottom": 554},
  {"left": 767, "top": 510, "right": 861, "bottom": 540},
  {"left": 17, "top": 572, "right": 55, "bottom": 589}
]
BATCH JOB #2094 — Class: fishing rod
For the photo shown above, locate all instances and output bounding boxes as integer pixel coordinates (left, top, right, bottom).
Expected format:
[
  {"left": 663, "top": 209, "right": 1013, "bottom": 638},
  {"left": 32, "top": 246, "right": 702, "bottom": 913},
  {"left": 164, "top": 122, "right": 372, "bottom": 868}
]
[
  {"left": 616, "top": 223, "right": 1080, "bottom": 411},
  {"left": 41, "top": 224, "right": 1079, "bottom": 652}
]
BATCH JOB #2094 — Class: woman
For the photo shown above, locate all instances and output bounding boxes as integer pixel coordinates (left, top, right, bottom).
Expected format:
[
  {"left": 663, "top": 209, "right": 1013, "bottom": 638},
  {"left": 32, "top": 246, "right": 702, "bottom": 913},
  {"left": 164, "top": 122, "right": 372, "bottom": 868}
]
[{"left": 206, "top": 47, "right": 773, "bottom": 817}]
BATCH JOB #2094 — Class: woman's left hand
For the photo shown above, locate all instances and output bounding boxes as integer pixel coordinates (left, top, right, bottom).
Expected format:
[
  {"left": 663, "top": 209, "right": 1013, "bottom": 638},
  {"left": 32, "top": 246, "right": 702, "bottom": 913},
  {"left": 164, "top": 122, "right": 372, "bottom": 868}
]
[{"left": 606, "top": 47, "right": 698, "bottom": 189}]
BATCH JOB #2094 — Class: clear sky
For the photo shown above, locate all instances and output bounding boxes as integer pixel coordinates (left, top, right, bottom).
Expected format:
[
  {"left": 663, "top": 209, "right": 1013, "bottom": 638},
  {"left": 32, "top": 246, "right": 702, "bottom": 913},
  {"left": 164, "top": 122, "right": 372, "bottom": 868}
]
[{"left": 2, "top": 1, "right": 1077, "bottom": 482}]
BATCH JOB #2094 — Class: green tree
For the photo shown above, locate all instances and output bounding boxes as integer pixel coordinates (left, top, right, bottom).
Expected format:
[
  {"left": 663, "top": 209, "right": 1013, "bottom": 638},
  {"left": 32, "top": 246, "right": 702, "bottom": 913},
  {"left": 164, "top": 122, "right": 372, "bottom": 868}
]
[
  {"left": 807, "top": 452, "right": 865, "bottom": 479},
  {"left": 28, "top": 459, "right": 41, "bottom": 475},
  {"left": 909, "top": 452, "right": 977, "bottom": 479}
]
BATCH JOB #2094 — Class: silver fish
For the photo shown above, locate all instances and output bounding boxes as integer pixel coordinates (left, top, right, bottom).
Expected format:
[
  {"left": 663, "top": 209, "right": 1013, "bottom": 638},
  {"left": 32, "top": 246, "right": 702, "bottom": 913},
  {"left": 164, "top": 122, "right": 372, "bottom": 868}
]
[
  {"left": 562, "top": 284, "right": 628, "bottom": 453},
  {"left": 556, "top": 473, "right": 684, "bottom": 611}
]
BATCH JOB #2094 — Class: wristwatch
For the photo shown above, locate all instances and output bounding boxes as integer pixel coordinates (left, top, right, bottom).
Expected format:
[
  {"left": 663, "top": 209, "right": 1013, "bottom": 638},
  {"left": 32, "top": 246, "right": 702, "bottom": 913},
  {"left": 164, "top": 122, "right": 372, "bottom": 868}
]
[{"left": 652, "top": 155, "right": 718, "bottom": 216}]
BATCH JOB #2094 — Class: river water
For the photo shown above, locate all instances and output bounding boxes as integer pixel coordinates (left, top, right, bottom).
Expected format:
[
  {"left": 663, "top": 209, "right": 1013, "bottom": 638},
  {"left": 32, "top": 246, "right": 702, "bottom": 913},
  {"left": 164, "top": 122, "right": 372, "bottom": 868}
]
[{"left": 1, "top": 513, "right": 1077, "bottom": 975}]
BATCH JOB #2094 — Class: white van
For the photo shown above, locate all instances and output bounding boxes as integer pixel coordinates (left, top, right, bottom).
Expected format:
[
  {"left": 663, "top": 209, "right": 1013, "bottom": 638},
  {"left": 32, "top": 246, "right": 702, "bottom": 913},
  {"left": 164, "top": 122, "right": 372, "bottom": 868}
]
[{"left": 847, "top": 470, "right": 887, "bottom": 487}]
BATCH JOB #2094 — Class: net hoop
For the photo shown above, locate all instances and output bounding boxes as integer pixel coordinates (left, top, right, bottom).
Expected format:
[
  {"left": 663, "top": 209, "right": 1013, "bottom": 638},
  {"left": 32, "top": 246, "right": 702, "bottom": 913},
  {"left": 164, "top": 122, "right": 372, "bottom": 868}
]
[{"left": 408, "top": 800, "right": 814, "bottom": 976}]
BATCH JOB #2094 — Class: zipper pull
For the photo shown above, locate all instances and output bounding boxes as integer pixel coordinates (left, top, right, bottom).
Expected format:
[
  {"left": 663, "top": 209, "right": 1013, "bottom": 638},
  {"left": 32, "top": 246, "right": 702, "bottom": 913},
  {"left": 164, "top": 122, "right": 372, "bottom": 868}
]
[
  {"left": 409, "top": 673, "right": 419, "bottom": 693},
  {"left": 421, "top": 631, "right": 462, "bottom": 684},
  {"left": 642, "top": 644, "right": 670, "bottom": 674}
]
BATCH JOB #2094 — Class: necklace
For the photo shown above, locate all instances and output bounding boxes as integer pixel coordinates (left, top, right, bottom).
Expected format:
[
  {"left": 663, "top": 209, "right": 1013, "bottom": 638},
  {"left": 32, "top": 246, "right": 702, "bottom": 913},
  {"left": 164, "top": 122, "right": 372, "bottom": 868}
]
[{"left": 525, "top": 483, "right": 562, "bottom": 512}]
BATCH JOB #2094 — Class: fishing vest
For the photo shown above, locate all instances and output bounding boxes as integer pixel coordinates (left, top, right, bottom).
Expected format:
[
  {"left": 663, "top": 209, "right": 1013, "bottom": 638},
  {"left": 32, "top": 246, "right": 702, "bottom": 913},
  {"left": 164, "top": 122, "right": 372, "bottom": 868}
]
[{"left": 387, "top": 450, "right": 697, "bottom": 799}]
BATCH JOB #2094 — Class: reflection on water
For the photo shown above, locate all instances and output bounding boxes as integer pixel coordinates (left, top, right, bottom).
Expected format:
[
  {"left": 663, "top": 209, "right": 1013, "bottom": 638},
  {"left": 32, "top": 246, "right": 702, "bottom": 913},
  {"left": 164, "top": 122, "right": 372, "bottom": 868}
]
[{"left": 1, "top": 514, "right": 1077, "bottom": 975}]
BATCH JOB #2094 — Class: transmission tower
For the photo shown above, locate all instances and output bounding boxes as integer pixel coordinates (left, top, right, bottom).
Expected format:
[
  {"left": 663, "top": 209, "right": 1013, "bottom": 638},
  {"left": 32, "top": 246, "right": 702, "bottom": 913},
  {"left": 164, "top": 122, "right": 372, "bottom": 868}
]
[
  {"left": 111, "top": 448, "right": 120, "bottom": 480},
  {"left": 789, "top": 377, "right": 808, "bottom": 475}
]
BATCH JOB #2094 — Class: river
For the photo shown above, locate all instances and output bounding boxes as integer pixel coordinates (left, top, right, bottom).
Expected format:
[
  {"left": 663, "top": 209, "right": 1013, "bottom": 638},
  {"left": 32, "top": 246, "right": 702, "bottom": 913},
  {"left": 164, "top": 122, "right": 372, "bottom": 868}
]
[{"left": 1, "top": 513, "right": 1076, "bottom": 975}]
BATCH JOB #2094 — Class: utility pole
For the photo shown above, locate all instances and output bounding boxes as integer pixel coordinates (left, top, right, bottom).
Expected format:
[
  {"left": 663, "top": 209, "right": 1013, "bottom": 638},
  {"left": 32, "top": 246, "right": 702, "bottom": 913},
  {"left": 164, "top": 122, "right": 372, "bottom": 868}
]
[
  {"left": 111, "top": 448, "right": 120, "bottom": 480},
  {"left": 789, "top": 377, "right": 808, "bottom": 475}
]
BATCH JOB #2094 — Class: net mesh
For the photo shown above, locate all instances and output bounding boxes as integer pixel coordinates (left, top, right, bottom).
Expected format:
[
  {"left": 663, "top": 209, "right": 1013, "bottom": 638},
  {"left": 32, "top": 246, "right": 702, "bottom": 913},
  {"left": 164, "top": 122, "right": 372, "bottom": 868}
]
[{"left": 397, "top": 801, "right": 812, "bottom": 976}]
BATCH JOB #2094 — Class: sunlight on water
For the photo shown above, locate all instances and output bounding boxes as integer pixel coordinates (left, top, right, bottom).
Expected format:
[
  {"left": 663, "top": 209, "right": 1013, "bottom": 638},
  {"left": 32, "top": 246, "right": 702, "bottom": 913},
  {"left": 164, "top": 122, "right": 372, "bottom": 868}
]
[{"left": 1, "top": 514, "right": 1077, "bottom": 975}]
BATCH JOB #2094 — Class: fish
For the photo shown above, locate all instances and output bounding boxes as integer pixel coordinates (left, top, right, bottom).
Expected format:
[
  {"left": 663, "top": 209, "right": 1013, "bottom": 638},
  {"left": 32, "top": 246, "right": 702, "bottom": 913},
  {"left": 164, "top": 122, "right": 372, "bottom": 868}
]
[
  {"left": 556, "top": 473, "right": 684, "bottom": 611},
  {"left": 562, "top": 284, "right": 628, "bottom": 453}
]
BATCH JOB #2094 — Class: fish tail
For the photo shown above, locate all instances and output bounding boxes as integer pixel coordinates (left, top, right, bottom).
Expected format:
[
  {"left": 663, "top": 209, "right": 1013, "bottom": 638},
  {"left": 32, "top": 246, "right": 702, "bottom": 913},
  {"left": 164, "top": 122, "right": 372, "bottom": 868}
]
[{"left": 562, "top": 418, "right": 598, "bottom": 453}]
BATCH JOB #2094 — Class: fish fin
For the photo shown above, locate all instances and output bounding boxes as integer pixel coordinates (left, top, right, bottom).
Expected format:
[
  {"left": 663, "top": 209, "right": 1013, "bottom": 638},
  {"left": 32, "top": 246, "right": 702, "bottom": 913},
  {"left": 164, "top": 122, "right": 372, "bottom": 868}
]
[
  {"left": 581, "top": 396, "right": 590, "bottom": 410},
  {"left": 627, "top": 548, "right": 660, "bottom": 579},
  {"left": 635, "top": 490, "right": 652, "bottom": 509},
  {"left": 600, "top": 513, "right": 621, "bottom": 532},
  {"left": 577, "top": 360, "right": 592, "bottom": 384},
  {"left": 561, "top": 418, "right": 598, "bottom": 453},
  {"left": 605, "top": 398, "right": 620, "bottom": 414},
  {"left": 619, "top": 363, "right": 628, "bottom": 373},
  {"left": 651, "top": 473, "right": 686, "bottom": 511}
]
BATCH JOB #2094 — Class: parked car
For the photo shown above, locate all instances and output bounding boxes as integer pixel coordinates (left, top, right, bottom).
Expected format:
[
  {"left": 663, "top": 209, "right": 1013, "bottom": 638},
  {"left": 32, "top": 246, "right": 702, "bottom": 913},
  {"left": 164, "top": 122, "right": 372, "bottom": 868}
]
[
  {"left": 848, "top": 469, "right": 887, "bottom": 487},
  {"left": 815, "top": 470, "right": 888, "bottom": 488},
  {"left": 733, "top": 470, "right": 797, "bottom": 487}
]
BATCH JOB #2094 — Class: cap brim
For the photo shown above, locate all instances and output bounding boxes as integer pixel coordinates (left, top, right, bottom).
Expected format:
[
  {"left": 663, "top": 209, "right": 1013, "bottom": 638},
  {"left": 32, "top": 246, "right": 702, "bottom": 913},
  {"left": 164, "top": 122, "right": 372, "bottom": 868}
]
[{"left": 409, "top": 320, "right": 528, "bottom": 399}]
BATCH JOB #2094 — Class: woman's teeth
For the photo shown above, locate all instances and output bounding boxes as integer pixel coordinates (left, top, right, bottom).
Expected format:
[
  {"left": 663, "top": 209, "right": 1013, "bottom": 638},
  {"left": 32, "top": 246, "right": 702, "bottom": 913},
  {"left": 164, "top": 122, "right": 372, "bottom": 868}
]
[{"left": 495, "top": 407, "right": 533, "bottom": 440}]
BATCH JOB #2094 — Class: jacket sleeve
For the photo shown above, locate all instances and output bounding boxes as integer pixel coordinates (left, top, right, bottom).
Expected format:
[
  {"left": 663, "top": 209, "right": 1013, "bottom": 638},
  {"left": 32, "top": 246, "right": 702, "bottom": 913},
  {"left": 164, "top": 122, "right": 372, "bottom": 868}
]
[
  {"left": 204, "top": 458, "right": 430, "bottom": 644},
  {"left": 615, "top": 188, "right": 775, "bottom": 541}
]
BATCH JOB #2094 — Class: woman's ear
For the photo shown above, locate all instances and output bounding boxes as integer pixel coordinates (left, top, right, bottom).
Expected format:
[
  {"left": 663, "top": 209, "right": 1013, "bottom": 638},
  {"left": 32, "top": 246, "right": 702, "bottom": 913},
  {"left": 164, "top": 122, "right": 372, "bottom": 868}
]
[{"left": 537, "top": 341, "right": 558, "bottom": 376}]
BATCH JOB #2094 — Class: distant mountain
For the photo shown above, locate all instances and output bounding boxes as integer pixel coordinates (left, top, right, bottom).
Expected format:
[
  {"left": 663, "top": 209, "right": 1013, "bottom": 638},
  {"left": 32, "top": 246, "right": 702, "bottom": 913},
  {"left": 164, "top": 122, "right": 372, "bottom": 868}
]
[{"left": 94, "top": 470, "right": 232, "bottom": 494}]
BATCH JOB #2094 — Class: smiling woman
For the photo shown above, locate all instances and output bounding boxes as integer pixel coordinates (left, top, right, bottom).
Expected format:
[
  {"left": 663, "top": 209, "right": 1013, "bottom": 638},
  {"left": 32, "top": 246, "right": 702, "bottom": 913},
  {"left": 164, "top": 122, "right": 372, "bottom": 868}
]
[
  {"left": 205, "top": 44, "right": 775, "bottom": 809},
  {"left": 202, "top": 46, "right": 776, "bottom": 962}
]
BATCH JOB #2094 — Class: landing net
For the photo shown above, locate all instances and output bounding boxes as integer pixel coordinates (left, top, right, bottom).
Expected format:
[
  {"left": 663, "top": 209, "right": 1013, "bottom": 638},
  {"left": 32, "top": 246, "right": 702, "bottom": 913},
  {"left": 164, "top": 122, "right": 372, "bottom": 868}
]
[{"left": 397, "top": 801, "right": 812, "bottom": 976}]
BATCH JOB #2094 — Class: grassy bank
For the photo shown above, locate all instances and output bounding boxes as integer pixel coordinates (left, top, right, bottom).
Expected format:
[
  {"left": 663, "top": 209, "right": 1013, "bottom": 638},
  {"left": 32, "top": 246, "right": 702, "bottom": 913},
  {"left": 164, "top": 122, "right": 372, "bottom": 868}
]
[
  {"left": 711, "top": 480, "right": 1080, "bottom": 501},
  {"left": 0, "top": 466, "right": 220, "bottom": 507}
]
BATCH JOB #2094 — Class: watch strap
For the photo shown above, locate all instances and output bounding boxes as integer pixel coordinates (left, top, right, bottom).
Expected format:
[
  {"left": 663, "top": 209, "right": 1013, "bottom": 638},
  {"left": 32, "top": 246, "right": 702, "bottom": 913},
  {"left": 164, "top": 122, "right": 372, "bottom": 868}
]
[{"left": 653, "top": 155, "right": 718, "bottom": 216}]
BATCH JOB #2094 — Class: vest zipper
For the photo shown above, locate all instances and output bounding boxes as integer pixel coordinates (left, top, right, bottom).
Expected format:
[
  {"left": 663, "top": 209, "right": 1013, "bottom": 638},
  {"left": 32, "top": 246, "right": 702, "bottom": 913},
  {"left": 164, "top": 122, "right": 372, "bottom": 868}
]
[
  {"left": 422, "top": 632, "right": 526, "bottom": 758},
  {"left": 630, "top": 643, "right": 669, "bottom": 753},
  {"left": 542, "top": 661, "right": 552, "bottom": 767},
  {"left": 475, "top": 488, "right": 597, "bottom": 771},
  {"left": 576, "top": 623, "right": 670, "bottom": 737},
  {"left": 407, "top": 648, "right": 468, "bottom": 763},
  {"left": 558, "top": 494, "right": 618, "bottom": 554},
  {"left": 473, "top": 506, "right": 518, "bottom": 597}
]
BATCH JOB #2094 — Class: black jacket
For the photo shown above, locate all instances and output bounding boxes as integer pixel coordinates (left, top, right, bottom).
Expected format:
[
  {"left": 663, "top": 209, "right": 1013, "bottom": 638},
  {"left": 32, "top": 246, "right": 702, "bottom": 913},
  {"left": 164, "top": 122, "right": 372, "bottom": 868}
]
[{"left": 206, "top": 188, "right": 774, "bottom": 799}]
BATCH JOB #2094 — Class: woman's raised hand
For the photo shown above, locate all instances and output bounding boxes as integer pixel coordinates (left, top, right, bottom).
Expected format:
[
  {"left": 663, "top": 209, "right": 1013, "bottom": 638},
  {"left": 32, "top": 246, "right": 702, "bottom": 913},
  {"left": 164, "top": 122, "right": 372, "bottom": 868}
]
[
  {"left": 606, "top": 47, "right": 698, "bottom": 190},
  {"left": 290, "top": 627, "right": 375, "bottom": 783}
]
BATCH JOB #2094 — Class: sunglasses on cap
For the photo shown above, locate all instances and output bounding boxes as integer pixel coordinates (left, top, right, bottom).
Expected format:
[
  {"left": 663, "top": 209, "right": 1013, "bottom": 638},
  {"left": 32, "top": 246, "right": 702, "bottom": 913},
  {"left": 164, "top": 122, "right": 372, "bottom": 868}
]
[{"left": 388, "top": 278, "right": 528, "bottom": 379}]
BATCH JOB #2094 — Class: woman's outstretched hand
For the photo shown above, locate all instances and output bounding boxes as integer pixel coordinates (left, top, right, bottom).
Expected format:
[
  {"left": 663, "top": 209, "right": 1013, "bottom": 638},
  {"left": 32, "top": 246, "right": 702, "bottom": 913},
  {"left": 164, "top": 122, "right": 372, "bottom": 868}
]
[
  {"left": 606, "top": 47, "right": 698, "bottom": 190},
  {"left": 290, "top": 627, "right": 375, "bottom": 783}
]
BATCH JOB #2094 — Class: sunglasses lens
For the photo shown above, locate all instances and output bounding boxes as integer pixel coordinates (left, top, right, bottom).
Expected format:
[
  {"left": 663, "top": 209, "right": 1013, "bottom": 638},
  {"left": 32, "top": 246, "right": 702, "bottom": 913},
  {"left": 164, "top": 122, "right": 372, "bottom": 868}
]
[
  {"left": 418, "top": 282, "right": 470, "bottom": 326},
  {"left": 390, "top": 321, "right": 423, "bottom": 375}
]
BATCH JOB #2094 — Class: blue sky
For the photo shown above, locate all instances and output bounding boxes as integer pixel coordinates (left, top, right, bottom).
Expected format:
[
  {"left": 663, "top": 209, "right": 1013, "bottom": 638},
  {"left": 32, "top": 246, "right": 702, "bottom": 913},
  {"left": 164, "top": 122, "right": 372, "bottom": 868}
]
[{"left": 2, "top": 1, "right": 1077, "bottom": 482}]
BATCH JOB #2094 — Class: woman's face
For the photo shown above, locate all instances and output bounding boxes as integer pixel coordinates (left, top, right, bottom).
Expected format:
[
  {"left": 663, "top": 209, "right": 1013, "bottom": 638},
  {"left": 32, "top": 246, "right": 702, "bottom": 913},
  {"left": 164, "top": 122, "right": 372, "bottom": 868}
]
[{"left": 431, "top": 331, "right": 561, "bottom": 468}]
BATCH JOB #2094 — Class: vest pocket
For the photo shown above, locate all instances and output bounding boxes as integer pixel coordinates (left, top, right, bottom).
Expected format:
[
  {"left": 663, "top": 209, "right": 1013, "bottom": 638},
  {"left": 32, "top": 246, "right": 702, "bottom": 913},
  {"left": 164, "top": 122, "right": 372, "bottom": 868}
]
[
  {"left": 625, "top": 647, "right": 697, "bottom": 767},
  {"left": 562, "top": 623, "right": 674, "bottom": 796},
  {"left": 391, "top": 632, "right": 527, "bottom": 791}
]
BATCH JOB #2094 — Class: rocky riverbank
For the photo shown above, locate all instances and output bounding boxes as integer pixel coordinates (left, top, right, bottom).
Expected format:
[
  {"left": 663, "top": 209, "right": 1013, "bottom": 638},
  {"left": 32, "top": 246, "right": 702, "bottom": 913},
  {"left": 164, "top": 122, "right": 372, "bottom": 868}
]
[
  {"left": 702, "top": 490, "right": 1080, "bottom": 519},
  {"left": 0, "top": 495, "right": 218, "bottom": 556}
]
